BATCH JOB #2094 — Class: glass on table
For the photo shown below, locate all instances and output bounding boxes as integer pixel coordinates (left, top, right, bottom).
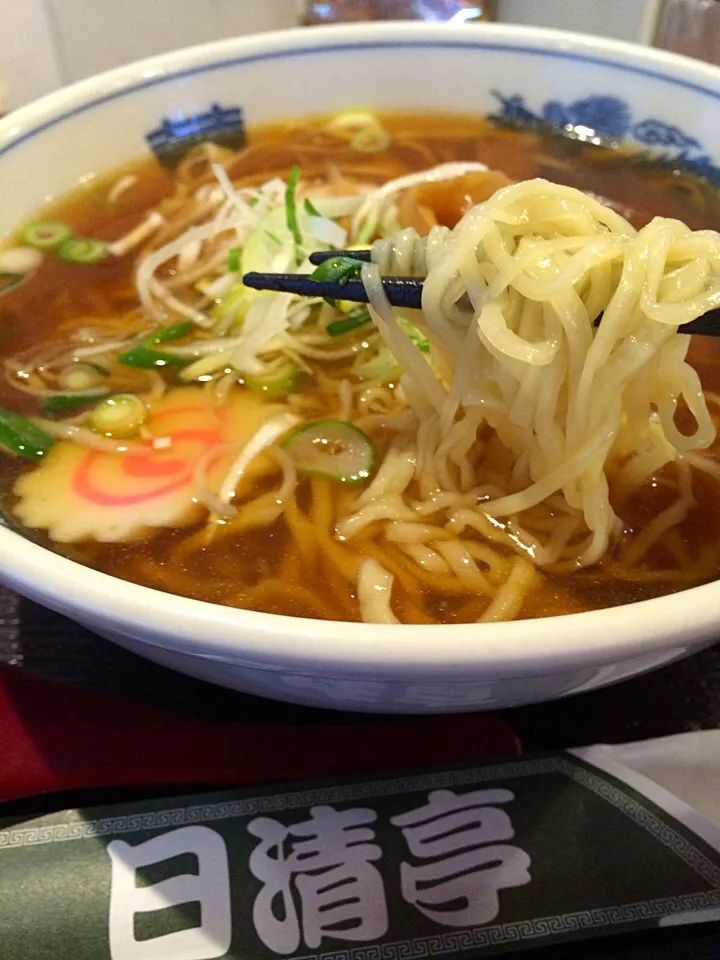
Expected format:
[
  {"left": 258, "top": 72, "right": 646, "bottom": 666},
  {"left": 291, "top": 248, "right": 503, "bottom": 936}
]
[
  {"left": 298, "top": 0, "right": 495, "bottom": 25},
  {"left": 653, "top": 0, "right": 720, "bottom": 65}
]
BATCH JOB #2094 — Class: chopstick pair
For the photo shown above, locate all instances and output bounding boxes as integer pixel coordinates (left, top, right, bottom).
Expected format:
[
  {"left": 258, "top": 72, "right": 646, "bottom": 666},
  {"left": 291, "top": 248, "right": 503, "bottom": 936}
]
[
  {"left": 243, "top": 249, "right": 720, "bottom": 337},
  {"left": 244, "top": 249, "right": 424, "bottom": 311}
]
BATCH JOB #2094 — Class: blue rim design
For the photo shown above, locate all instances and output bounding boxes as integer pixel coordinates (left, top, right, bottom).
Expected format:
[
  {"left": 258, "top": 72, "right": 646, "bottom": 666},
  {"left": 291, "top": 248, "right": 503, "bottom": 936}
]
[
  {"left": 146, "top": 103, "right": 246, "bottom": 166},
  {"left": 1, "top": 39, "right": 719, "bottom": 161},
  {"left": 490, "top": 91, "right": 720, "bottom": 184}
]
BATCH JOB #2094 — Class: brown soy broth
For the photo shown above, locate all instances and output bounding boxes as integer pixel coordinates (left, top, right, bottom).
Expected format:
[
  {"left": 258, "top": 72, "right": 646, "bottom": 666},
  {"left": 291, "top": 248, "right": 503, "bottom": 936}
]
[
  {"left": 1, "top": 110, "right": 720, "bottom": 623},
  {"left": 0, "top": 159, "right": 172, "bottom": 415}
]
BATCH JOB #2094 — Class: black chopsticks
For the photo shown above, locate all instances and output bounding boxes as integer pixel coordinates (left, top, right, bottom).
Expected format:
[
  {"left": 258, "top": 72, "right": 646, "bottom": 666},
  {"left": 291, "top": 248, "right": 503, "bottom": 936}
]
[
  {"left": 242, "top": 249, "right": 720, "bottom": 336},
  {"left": 243, "top": 249, "right": 422, "bottom": 310},
  {"left": 243, "top": 272, "right": 423, "bottom": 310}
]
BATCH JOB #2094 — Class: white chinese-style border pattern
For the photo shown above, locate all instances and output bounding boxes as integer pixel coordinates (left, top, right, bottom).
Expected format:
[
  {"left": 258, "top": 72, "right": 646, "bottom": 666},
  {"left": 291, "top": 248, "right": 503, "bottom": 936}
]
[
  {"left": 292, "top": 891, "right": 720, "bottom": 960},
  {"left": 2, "top": 755, "right": 719, "bottom": 953},
  {"left": 0, "top": 758, "right": 560, "bottom": 848},
  {"left": 2, "top": 756, "right": 719, "bottom": 884}
]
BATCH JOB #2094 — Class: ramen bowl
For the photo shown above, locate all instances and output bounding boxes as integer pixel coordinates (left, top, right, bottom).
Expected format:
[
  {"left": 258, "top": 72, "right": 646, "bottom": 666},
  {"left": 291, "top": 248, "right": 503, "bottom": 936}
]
[{"left": 1, "top": 22, "right": 720, "bottom": 712}]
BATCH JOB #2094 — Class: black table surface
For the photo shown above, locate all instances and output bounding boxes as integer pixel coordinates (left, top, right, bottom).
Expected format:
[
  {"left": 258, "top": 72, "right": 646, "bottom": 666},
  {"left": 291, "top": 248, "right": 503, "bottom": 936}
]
[{"left": 2, "top": 584, "right": 720, "bottom": 751}]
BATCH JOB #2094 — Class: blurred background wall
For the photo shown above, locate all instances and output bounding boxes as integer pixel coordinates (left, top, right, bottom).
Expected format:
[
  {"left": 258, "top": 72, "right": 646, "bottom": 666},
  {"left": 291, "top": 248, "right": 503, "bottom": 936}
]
[{"left": 0, "top": 0, "right": 662, "bottom": 111}]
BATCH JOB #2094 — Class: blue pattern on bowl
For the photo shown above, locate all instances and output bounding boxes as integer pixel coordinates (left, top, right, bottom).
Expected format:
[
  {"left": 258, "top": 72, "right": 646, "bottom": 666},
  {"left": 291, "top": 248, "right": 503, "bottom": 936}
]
[
  {"left": 144, "top": 90, "right": 720, "bottom": 186},
  {"left": 542, "top": 95, "right": 632, "bottom": 139},
  {"left": 146, "top": 104, "right": 246, "bottom": 166},
  {"left": 491, "top": 91, "right": 720, "bottom": 185}
]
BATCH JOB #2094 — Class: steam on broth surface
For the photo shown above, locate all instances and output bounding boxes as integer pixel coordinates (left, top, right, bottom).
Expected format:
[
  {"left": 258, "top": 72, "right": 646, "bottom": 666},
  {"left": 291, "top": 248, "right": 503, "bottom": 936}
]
[{"left": 1, "top": 110, "right": 720, "bottom": 624}]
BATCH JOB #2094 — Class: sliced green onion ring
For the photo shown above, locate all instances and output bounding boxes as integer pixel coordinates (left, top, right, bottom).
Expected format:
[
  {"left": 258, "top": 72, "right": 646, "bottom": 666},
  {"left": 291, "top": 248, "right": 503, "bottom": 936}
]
[
  {"left": 283, "top": 419, "right": 376, "bottom": 485},
  {"left": 228, "top": 247, "right": 240, "bottom": 272},
  {"left": 244, "top": 359, "right": 301, "bottom": 398},
  {"left": 58, "top": 363, "right": 108, "bottom": 391},
  {"left": 90, "top": 393, "right": 147, "bottom": 438},
  {"left": 350, "top": 125, "right": 392, "bottom": 154},
  {"left": 57, "top": 236, "right": 108, "bottom": 265},
  {"left": 20, "top": 220, "right": 73, "bottom": 250}
]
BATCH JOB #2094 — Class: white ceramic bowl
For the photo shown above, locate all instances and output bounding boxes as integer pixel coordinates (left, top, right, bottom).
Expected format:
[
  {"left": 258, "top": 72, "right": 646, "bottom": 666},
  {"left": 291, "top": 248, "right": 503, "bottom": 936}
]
[{"left": 1, "top": 22, "right": 720, "bottom": 713}]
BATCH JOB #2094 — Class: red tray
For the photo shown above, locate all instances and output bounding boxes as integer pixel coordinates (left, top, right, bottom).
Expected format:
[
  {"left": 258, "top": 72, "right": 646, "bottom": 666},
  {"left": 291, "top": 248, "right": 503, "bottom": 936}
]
[{"left": 0, "top": 664, "right": 521, "bottom": 802}]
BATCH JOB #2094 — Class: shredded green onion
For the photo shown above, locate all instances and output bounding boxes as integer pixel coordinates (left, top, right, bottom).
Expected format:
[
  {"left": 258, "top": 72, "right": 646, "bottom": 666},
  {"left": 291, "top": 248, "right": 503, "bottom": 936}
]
[
  {"left": 327, "top": 310, "right": 372, "bottom": 337},
  {"left": 20, "top": 220, "right": 73, "bottom": 250},
  {"left": 0, "top": 273, "right": 23, "bottom": 294},
  {"left": 285, "top": 165, "right": 302, "bottom": 248},
  {"left": 228, "top": 247, "right": 240, "bottom": 272},
  {"left": 85, "top": 362, "right": 110, "bottom": 378},
  {"left": 0, "top": 409, "right": 55, "bottom": 459},
  {"left": 151, "top": 321, "right": 195, "bottom": 344},
  {"left": 310, "top": 256, "right": 365, "bottom": 286},
  {"left": 304, "top": 198, "right": 322, "bottom": 217},
  {"left": 354, "top": 344, "right": 401, "bottom": 382},
  {"left": 57, "top": 236, "right": 108, "bottom": 265},
  {"left": 399, "top": 317, "right": 430, "bottom": 353},
  {"left": 211, "top": 282, "right": 255, "bottom": 329},
  {"left": 118, "top": 321, "right": 195, "bottom": 368},
  {"left": 310, "top": 255, "right": 365, "bottom": 306},
  {"left": 353, "top": 319, "right": 430, "bottom": 381},
  {"left": 41, "top": 392, "right": 109, "bottom": 415}
]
